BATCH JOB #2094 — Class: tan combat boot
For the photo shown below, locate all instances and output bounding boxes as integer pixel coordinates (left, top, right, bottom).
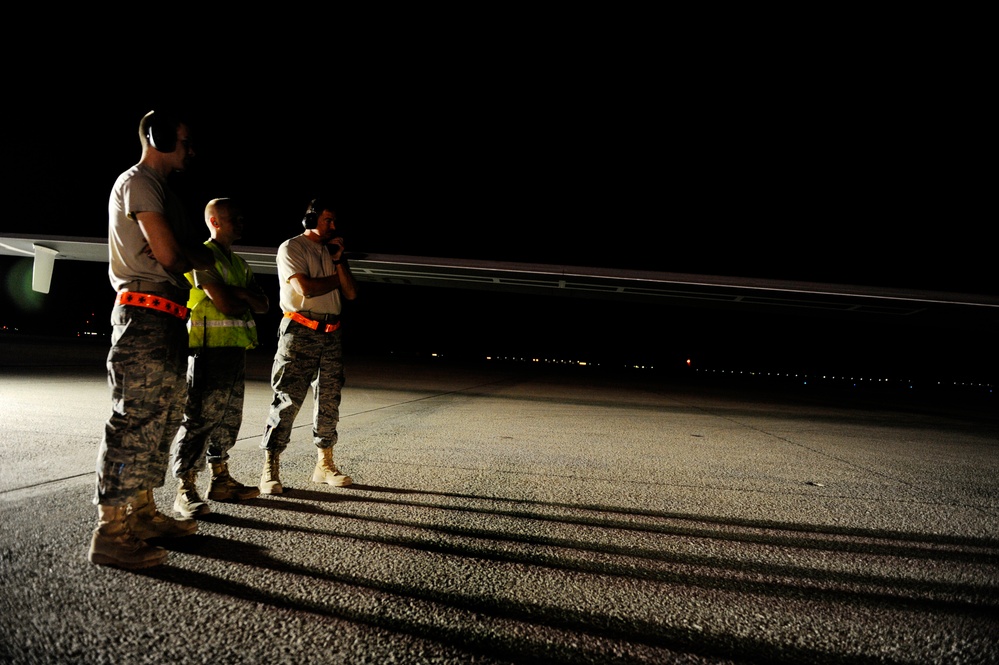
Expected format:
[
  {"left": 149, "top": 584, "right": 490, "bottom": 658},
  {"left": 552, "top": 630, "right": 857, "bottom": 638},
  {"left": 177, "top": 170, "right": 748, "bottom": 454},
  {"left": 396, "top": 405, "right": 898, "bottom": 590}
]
[
  {"left": 128, "top": 489, "right": 198, "bottom": 539},
  {"left": 259, "top": 450, "right": 283, "bottom": 495},
  {"left": 311, "top": 446, "right": 352, "bottom": 487},
  {"left": 209, "top": 461, "right": 260, "bottom": 501},
  {"left": 89, "top": 504, "right": 168, "bottom": 569},
  {"left": 174, "top": 469, "right": 211, "bottom": 518}
]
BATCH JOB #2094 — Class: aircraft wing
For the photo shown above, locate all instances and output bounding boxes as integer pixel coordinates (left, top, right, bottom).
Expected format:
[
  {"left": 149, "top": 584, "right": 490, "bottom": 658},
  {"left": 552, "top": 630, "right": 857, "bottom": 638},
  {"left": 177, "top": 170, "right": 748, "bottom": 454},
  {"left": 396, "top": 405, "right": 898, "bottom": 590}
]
[{"left": 1, "top": 233, "right": 997, "bottom": 323}]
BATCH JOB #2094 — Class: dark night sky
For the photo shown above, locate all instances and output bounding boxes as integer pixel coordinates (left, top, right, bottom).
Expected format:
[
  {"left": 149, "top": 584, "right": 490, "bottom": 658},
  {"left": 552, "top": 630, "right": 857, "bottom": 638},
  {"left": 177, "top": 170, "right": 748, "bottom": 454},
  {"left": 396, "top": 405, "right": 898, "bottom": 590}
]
[
  {"left": 4, "top": 38, "right": 992, "bottom": 290},
  {"left": 2, "top": 29, "right": 995, "bottom": 382}
]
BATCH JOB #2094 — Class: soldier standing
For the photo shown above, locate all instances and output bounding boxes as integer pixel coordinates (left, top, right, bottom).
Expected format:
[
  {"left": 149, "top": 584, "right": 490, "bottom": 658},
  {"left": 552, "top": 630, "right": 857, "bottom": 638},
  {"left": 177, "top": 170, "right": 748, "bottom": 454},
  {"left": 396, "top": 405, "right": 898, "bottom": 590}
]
[
  {"left": 172, "top": 198, "right": 269, "bottom": 518},
  {"left": 90, "top": 109, "right": 213, "bottom": 569},
  {"left": 259, "top": 197, "right": 358, "bottom": 494}
]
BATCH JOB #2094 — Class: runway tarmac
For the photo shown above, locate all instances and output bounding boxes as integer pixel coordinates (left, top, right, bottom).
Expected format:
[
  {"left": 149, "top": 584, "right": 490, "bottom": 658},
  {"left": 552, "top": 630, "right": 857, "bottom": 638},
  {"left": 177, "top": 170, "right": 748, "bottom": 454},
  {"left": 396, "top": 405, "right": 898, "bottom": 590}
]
[{"left": 1, "top": 335, "right": 997, "bottom": 664}]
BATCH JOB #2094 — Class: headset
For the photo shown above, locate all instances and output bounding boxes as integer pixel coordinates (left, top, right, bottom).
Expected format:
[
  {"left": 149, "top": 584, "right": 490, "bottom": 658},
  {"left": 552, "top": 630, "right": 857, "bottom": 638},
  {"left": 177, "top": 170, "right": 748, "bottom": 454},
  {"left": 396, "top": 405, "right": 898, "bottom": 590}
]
[
  {"left": 144, "top": 110, "right": 178, "bottom": 153},
  {"left": 302, "top": 200, "right": 319, "bottom": 230},
  {"left": 302, "top": 197, "right": 333, "bottom": 229}
]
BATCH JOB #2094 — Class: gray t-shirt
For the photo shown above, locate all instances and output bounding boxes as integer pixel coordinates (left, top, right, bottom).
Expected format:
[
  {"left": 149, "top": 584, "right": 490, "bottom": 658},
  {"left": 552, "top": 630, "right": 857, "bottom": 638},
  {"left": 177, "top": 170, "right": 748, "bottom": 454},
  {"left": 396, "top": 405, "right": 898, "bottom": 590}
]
[{"left": 107, "top": 163, "right": 192, "bottom": 292}]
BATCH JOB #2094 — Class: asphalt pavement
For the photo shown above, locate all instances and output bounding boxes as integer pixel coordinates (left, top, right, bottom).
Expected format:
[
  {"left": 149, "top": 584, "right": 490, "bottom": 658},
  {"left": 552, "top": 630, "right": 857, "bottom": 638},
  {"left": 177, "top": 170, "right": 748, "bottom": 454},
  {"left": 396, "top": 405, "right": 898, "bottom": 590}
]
[{"left": 1, "top": 336, "right": 997, "bottom": 664}]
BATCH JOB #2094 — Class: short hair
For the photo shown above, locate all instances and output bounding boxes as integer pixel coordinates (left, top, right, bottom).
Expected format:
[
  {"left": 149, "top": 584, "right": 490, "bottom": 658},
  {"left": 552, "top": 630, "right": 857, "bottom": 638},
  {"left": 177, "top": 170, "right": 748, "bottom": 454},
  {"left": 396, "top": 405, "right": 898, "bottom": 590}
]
[
  {"left": 138, "top": 109, "right": 184, "bottom": 151},
  {"left": 306, "top": 196, "right": 336, "bottom": 216},
  {"left": 204, "top": 197, "right": 235, "bottom": 220}
]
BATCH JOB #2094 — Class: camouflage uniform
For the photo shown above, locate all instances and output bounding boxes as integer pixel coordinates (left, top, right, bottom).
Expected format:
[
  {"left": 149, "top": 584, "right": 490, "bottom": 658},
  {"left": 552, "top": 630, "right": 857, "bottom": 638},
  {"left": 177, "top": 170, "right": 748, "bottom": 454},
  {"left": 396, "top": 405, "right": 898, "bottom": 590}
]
[
  {"left": 171, "top": 346, "right": 247, "bottom": 473},
  {"left": 172, "top": 240, "right": 261, "bottom": 476},
  {"left": 260, "top": 315, "right": 345, "bottom": 452},
  {"left": 96, "top": 161, "right": 197, "bottom": 507},
  {"left": 260, "top": 229, "right": 349, "bottom": 459},
  {"left": 96, "top": 302, "right": 189, "bottom": 503}
]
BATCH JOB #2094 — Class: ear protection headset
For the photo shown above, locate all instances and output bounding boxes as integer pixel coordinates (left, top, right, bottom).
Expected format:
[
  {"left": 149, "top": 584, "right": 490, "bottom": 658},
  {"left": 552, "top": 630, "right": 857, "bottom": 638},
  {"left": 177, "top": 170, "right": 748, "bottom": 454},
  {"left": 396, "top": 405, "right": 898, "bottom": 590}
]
[
  {"left": 302, "top": 199, "right": 320, "bottom": 230},
  {"left": 145, "top": 110, "right": 178, "bottom": 153},
  {"left": 303, "top": 197, "right": 335, "bottom": 230}
]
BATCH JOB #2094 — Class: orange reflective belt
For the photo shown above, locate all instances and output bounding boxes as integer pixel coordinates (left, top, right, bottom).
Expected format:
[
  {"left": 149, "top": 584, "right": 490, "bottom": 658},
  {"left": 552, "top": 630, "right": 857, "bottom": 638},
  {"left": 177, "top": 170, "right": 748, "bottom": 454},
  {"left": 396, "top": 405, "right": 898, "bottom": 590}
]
[
  {"left": 116, "top": 291, "right": 189, "bottom": 320},
  {"left": 285, "top": 311, "right": 341, "bottom": 333}
]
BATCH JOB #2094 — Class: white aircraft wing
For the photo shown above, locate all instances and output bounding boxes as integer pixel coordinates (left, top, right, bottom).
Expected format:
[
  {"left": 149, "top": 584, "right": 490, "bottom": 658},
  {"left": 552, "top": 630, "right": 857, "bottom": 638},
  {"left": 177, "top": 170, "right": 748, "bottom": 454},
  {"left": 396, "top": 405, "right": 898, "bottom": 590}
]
[{"left": 1, "top": 233, "right": 997, "bottom": 322}]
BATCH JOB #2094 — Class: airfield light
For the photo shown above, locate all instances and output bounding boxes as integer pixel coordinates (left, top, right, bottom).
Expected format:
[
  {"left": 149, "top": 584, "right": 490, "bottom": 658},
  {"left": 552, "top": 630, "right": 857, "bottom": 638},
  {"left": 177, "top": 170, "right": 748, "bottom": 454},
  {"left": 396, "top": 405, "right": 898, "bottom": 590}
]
[{"left": 4, "top": 258, "right": 45, "bottom": 312}]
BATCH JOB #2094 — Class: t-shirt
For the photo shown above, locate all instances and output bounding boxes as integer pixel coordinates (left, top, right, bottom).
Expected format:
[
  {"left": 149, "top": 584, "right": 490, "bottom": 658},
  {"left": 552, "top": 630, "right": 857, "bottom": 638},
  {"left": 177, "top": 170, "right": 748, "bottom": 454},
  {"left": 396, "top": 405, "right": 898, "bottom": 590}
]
[
  {"left": 107, "top": 163, "right": 194, "bottom": 292},
  {"left": 276, "top": 234, "right": 342, "bottom": 315}
]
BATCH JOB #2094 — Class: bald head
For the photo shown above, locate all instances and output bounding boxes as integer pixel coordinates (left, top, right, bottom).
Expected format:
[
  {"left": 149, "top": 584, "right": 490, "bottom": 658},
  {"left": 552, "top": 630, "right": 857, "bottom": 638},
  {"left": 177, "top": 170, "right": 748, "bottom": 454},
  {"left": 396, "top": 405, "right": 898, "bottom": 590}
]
[{"left": 204, "top": 198, "right": 244, "bottom": 248}]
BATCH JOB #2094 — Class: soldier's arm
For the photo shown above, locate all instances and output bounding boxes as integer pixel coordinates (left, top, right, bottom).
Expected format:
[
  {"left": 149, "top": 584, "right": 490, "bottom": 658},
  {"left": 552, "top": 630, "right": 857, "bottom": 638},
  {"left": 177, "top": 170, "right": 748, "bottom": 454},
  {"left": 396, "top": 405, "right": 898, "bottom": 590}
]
[{"left": 137, "top": 212, "right": 213, "bottom": 273}]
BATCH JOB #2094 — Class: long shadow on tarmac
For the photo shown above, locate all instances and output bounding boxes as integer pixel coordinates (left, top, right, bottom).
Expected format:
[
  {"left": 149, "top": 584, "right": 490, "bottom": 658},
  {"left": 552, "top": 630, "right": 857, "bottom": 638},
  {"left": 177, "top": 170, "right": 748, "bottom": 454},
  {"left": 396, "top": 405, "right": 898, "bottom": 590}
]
[{"left": 139, "top": 485, "right": 999, "bottom": 665}]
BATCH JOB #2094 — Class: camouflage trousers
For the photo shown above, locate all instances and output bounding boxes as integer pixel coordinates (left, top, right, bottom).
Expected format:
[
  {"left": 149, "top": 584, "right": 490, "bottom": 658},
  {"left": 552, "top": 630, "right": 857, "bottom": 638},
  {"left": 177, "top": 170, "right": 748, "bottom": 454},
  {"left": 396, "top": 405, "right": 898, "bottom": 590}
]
[
  {"left": 94, "top": 305, "right": 188, "bottom": 506},
  {"left": 260, "top": 315, "right": 344, "bottom": 453},
  {"left": 171, "top": 346, "right": 246, "bottom": 476}
]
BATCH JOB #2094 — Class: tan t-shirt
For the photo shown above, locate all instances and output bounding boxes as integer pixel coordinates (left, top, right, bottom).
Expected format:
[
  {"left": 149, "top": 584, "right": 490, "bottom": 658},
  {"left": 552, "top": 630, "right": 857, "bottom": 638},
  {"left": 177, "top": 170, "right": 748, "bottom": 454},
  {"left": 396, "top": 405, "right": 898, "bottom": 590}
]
[{"left": 276, "top": 233, "right": 342, "bottom": 316}]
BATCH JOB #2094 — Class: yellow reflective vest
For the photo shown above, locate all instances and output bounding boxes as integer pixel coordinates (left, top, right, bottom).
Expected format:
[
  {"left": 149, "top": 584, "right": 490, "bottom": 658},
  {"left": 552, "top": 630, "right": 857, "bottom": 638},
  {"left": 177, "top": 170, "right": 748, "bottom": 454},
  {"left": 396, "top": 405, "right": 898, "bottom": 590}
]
[{"left": 185, "top": 241, "right": 259, "bottom": 350}]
